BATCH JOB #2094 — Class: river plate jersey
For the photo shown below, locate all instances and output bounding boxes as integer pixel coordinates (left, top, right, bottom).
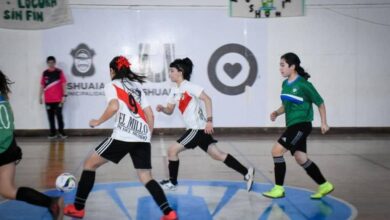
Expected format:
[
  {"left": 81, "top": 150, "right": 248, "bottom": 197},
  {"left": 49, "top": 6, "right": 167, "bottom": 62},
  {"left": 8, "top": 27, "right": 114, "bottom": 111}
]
[
  {"left": 280, "top": 76, "right": 324, "bottom": 127},
  {"left": 105, "top": 79, "right": 151, "bottom": 142},
  {"left": 0, "top": 94, "right": 14, "bottom": 153},
  {"left": 167, "top": 80, "right": 207, "bottom": 130}
]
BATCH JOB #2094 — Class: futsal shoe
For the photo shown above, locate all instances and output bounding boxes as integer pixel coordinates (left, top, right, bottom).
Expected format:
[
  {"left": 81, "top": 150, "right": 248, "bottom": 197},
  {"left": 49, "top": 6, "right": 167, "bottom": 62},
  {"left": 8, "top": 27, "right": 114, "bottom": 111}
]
[
  {"left": 49, "top": 197, "right": 64, "bottom": 220},
  {"left": 311, "top": 181, "right": 334, "bottom": 199},
  {"left": 262, "top": 185, "right": 285, "bottom": 199},
  {"left": 161, "top": 210, "right": 178, "bottom": 220},
  {"left": 244, "top": 167, "right": 255, "bottom": 191},
  {"left": 64, "top": 204, "right": 85, "bottom": 219},
  {"left": 159, "top": 179, "right": 177, "bottom": 191}
]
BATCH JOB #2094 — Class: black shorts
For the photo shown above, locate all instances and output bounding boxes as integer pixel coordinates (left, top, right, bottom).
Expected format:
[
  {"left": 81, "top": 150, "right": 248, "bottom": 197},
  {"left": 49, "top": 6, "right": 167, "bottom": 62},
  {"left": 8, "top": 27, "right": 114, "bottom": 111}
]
[
  {"left": 95, "top": 138, "right": 151, "bottom": 169},
  {"left": 0, "top": 138, "right": 22, "bottom": 166},
  {"left": 177, "top": 129, "right": 218, "bottom": 152},
  {"left": 278, "top": 122, "right": 312, "bottom": 155}
]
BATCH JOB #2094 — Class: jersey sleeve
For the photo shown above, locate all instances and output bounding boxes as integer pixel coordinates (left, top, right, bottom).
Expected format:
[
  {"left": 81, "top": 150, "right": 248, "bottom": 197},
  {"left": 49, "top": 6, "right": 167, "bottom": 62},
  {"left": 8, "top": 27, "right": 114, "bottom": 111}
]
[
  {"left": 304, "top": 82, "right": 324, "bottom": 106},
  {"left": 104, "top": 83, "right": 117, "bottom": 103},
  {"left": 60, "top": 70, "right": 67, "bottom": 84},
  {"left": 40, "top": 73, "right": 45, "bottom": 87},
  {"left": 188, "top": 83, "right": 204, "bottom": 98}
]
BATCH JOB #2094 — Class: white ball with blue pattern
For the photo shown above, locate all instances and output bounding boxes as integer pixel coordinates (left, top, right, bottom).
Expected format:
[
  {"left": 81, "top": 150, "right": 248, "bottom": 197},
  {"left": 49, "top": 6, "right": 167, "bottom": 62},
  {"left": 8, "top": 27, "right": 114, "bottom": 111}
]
[{"left": 55, "top": 173, "right": 76, "bottom": 192}]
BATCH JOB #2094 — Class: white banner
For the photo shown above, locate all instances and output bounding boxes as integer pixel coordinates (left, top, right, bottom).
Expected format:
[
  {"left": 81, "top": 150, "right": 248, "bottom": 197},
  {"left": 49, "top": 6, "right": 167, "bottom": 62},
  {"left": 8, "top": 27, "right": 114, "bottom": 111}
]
[
  {"left": 0, "top": 0, "right": 72, "bottom": 30},
  {"left": 42, "top": 8, "right": 268, "bottom": 128},
  {"left": 230, "top": 0, "right": 304, "bottom": 18}
]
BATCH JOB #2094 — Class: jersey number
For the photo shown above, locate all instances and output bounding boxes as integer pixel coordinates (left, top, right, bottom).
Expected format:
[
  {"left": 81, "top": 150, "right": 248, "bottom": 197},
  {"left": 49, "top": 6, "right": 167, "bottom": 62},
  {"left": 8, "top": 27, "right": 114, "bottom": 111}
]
[
  {"left": 0, "top": 105, "right": 10, "bottom": 129},
  {"left": 128, "top": 94, "right": 138, "bottom": 114}
]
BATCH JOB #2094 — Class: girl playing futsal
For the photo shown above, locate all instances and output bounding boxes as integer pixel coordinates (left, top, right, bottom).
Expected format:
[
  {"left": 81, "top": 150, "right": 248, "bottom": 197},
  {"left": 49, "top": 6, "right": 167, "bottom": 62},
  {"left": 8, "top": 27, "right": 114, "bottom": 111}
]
[
  {"left": 157, "top": 57, "right": 255, "bottom": 192},
  {"left": 0, "top": 70, "right": 63, "bottom": 219},
  {"left": 262, "top": 52, "right": 334, "bottom": 199},
  {"left": 63, "top": 56, "right": 177, "bottom": 220}
]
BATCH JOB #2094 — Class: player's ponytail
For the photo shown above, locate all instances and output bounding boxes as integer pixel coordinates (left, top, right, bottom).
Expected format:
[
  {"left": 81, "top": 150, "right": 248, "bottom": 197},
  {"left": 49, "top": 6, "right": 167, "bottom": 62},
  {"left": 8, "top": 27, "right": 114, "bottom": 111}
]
[
  {"left": 0, "top": 70, "right": 13, "bottom": 98},
  {"left": 170, "top": 57, "right": 194, "bottom": 81},
  {"left": 281, "top": 52, "right": 311, "bottom": 80},
  {"left": 109, "top": 56, "right": 146, "bottom": 84}
]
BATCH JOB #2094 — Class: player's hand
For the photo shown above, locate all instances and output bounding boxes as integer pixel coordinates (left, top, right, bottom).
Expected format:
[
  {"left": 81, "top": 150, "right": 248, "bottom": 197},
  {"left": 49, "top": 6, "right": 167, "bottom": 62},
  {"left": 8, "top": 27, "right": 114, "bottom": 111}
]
[
  {"left": 321, "top": 123, "right": 330, "bottom": 134},
  {"left": 39, "top": 97, "right": 43, "bottom": 105},
  {"left": 89, "top": 119, "right": 100, "bottom": 128},
  {"left": 270, "top": 111, "right": 278, "bottom": 121},
  {"left": 156, "top": 105, "right": 164, "bottom": 112},
  {"left": 205, "top": 122, "right": 214, "bottom": 134},
  {"left": 61, "top": 97, "right": 66, "bottom": 104}
]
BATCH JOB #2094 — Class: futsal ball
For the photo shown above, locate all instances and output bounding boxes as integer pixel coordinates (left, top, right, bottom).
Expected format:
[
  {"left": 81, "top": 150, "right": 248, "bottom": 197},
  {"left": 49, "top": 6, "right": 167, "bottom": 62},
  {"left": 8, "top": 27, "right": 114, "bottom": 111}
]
[{"left": 55, "top": 173, "right": 76, "bottom": 192}]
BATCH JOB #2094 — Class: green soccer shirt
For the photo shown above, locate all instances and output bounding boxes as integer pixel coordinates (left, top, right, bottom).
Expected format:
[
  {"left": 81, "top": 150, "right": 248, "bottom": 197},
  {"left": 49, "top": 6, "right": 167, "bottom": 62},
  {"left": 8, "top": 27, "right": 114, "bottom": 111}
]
[
  {"left": 280, "top": 76, "right": 324, "bottom": 127},
  {"left": 0, "top": 94, "right": 14, "bottom": 153}
]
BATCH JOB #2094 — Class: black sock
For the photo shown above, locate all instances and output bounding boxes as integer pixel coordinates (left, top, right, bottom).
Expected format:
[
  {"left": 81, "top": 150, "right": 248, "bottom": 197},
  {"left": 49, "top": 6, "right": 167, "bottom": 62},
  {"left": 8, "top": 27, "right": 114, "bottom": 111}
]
[
  {"left": 301, "top": 160, "right": 326, "bottom": 185},
  {"left": 16, "top": 187, "right": 52, "bottom": 208},
  {"left": 74, "top": 170, "right": 96, "bottom": 210},
  {"left": 274, "top": 156, "right": 286, "bottom": 186},
  {"left": 223, "top": 154, "right": 248, "bottom": 176},
  {"left": 168, "top": 160, "right": 179, "bottom": 185},
  {"left": 145, "top": 180, "right": 173, "bottom": 215}
]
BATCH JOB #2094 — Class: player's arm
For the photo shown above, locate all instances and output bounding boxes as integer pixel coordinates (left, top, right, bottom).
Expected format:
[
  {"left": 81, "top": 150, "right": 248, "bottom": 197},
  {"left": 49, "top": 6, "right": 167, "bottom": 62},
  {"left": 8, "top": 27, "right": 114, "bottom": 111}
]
[
  {"left": 89, "top": 99, "right": 119, "bottom": 128},
  {"left": 156, "top": 103, "right": 175, "bottom": 115},
  {"left": 199, "top": 91, "right": 214, "bottom": 134},
  {"left": 143, "top": 106, "right": 154, "bottom": 133},
  {"left": 318, "top": 103, "right": 329, "bottom": 134},
  {"left": 270, "top": 105, "right": 284, "bottom": 121},
  {"left": 39, "top": 86, "right": 44, "bottom": 104}
]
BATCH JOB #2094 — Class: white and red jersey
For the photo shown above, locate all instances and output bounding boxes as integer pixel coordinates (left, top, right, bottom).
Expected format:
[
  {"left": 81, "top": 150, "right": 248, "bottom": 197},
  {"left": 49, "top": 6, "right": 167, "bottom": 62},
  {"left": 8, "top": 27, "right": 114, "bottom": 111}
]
[
  {"left": 167, "top": 80, "right": 207, "bottom": 130},
  {"left": 104, "top": 79, "right": 151, "bottom": 142}
]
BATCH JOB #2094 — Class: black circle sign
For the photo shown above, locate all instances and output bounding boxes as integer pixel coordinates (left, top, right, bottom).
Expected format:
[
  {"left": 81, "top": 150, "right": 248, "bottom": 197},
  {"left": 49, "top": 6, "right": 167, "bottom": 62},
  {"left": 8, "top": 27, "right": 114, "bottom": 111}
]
[{"left": 208, "top": 43, "right": 258, "bottom": 95}]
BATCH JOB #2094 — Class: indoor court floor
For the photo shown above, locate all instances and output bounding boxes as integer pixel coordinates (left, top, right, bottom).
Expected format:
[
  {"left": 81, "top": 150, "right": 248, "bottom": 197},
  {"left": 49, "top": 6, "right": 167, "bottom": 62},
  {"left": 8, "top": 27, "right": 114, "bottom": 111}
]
[{"left": 0, "top": 133, "right": 389, "bottom": 220}]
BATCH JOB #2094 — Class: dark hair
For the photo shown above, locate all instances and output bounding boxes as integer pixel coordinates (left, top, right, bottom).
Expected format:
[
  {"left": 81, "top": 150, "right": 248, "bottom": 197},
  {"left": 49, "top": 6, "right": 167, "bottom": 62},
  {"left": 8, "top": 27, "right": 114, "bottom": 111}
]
[
  {"left": 109, "top": 56, "right": 146, "bottom": 84},
  {"left": 46, "top": 56, "right": 56, "bottom": 63},
  {"left": 0, "top": 70, "right": 13, "bottom": 97},
  {"left": 170, "top": 57, "right": 193, "bottom": 81},
  {"left": 281, "top": 52, "right": 310, "bottom": 80}
]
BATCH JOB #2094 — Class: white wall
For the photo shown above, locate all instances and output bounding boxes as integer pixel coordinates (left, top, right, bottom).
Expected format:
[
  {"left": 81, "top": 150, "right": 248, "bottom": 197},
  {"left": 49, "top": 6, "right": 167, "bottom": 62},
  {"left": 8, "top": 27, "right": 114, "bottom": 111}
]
[{"left": 1, "top": 1, "right": 389, "bottom": 129}]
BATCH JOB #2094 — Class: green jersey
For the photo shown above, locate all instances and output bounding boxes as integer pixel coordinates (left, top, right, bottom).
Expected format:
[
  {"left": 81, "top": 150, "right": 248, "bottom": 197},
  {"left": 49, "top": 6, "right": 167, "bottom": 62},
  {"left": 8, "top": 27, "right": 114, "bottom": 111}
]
[
  {"left": 0, "top": 94, "right": 14, "bottom": 153},
  {"left": 280, "top": 76, "right": 323, "bottom": 127}
]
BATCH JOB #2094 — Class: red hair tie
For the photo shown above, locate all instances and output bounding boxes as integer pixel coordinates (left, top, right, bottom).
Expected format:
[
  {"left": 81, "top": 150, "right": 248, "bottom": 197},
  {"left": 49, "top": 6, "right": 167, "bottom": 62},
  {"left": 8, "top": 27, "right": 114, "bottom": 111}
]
[{"left": 116, "top": 56, "right": 131, "bottom": 70}]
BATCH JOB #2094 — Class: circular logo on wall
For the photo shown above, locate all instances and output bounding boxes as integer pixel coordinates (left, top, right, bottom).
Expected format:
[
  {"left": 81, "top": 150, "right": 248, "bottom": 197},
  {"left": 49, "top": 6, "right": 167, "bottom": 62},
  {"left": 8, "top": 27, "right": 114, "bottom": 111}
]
[
  {"left": 0, "top": 180, "right": 357, "bottom": 220},
  {"left": 208, "top": 44, "right": 258, "bottom": 95},
  {"left": 70, "top": 43, "right": 96, "bottom": 78}
]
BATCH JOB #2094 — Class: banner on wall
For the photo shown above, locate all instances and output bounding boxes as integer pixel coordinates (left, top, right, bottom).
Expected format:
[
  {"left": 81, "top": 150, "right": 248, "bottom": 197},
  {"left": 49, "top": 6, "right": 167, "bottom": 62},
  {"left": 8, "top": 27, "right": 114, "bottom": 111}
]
[
  {"left": 230, "top": 0, "right": 304, "bottom": 18},
  {"left": 0, "top": 0, "right": 72, "bottom": 30},
  {"left": 42, "top": 8, "right": 267, "bottom": 128}
]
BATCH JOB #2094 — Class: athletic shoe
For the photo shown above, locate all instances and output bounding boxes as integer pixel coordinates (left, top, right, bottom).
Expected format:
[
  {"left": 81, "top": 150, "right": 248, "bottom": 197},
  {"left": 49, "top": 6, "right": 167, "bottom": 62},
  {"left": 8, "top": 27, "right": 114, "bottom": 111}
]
[
  {"left": 244, "top": 167, "right": 255, "bottom": 191},
  {"left": 49, "top": 197, "right": 64, "bottom": 220},
  {"left": 48, "top": 134, "right": 57, "bottom": 139},
  {"left": 161, "top": 210, "right": 178, "bottom": 220},
  {"left": 58, "top": 133, "right": 68, "bottom": 139},
  {"left": 311, "top": 181, "right": 334, "bottom": 199},
  {"left": 64, "top": 204, "right": 85, "bottom": 219},
  {"left": 159, "top": 179, "right": 177, "bottom": 191},
  {"left": 262, "top": 185, "right": 285, "bottom": 198}
]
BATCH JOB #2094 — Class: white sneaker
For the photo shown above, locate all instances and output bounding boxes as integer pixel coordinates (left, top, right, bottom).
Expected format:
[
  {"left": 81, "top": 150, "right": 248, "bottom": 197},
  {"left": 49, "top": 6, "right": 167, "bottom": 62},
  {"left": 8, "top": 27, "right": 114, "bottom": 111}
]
[
  {"left": 159, "top": 179, "right": 177, "bottom": 191},
  {"left": 58, "top": 133, "right": 68, "bottom": 139},
  {"left": 244, "top": 167, "right": 255, "bottom": 192}
]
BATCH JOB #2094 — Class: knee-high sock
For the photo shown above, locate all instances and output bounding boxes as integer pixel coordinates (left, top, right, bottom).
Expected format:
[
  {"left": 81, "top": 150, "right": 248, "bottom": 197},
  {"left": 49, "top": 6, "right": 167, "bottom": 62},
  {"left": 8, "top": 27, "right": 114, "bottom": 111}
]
[
  {"left": 16, "top": 187, "right": 52, "bottom": 208},
  {"left": 145, "top": 180, "right": 173, "bottom": 215},
  {"left": 74, "top": 170, "right": 96, "bottom": 210},
  {"left": 168, "top": 160, "right": 179, "bottom": 185},
  {"left": 223, "top": 154, "right": 248, "bottom": 176},
  {"left": 273, "top": 156, "right": 286, "bottom": 186},
  {"left": 301, "top": 160, "right": 326, "bottom": 185}
]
